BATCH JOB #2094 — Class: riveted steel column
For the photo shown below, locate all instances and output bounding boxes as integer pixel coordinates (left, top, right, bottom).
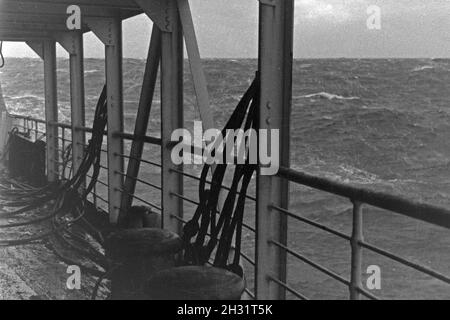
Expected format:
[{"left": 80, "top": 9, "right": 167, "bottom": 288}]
[
  {"left": 160, "top": 0, "right": 184, "bottom": 233},
  {"left": 256, "top": 0, "right": 294, "bottom": 300},
  {"left": 68, "top": 32, "right": 86, "bottom": 175},
  {"left": 85, "top": 17, "right": 125, "bottom": 224},
  {"left": 118, "top": 27, "right": 161, "bottom": 226},
  {"left": 105, "top": 19, "right": 125, "bottom": 224},
  {"left": 43, "top": 40, "right": 59, "bottom": 182}
]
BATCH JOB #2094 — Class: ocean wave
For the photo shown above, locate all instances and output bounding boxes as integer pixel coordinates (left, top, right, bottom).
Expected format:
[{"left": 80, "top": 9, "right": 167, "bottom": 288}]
[
  {"left": 84, "top": 69, "right": 100, "bottom": 74},
  {"left": 290, "top": 162, "right": 386, "bottom": 186},
  {"left": 4, "top": 94, "right": 44, "bottom": 101},
  {"left": 299, "top": 92, "right": 360, "bottom": 100},
  {"left": 412, "top": 65, "right": 434, "bottom": 72}
]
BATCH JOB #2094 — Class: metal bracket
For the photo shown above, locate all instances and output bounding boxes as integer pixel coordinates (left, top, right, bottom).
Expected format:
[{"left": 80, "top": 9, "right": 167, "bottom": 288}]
[
  {"left": 134, "top": 0, "right": 173, "bottom": 32},
  {"left": 26, "top": 41, "right": 44, "bottom": 60},
  {"left": 54, "top": 32, "right": 79, "bottom": 55},
  {"left": 85, "top": 18, "right": 117, "bottom": 46}
]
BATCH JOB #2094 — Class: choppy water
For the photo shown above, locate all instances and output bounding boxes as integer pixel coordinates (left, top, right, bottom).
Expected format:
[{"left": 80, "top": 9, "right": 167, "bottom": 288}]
[{"left": 1, "top": 58, "right": 450, "bottom": 299}]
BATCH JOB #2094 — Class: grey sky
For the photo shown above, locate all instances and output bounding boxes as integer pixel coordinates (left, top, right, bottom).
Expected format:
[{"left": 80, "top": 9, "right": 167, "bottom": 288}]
[{"left": 3, "top": 0, "right": 450, "bottom": 58}]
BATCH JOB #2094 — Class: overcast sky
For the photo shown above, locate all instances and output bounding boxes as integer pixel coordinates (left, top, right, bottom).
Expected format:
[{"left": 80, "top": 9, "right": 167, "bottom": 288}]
[{"left": 3, "top": 0, "right": 450, "bottom": 58}]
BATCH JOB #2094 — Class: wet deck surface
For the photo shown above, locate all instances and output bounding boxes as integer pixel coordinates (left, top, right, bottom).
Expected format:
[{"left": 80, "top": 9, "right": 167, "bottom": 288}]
[
  {"left": 0, "top": 171, "right": 108, "bottom": 300},
  {"left": 0, "top": 241, "right": 108, "bottom": 300}
]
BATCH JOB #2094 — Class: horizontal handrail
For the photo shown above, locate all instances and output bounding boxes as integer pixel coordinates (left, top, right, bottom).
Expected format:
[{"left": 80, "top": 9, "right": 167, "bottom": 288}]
[
  {"left": 115, "top": 153, "right": 162, "bottom": 168},
  {"left": 9, "top": 114, "right": 46, "bottom": 124},
  {"left": 271, "top": 205, "right": 350, "bottom": 240},
  {"left": 359, "top": 240, "right": 450, "bottom": 284},
  {"left": 13, "top": 113, "right": 448, "bottom": 299},
  {"left": 278, "top": 166, "right": 450, "bottom": 229},
  {"left": 170, "top": 167, "right": 257, "bottom": 202},
  {"left": 113, "top": 132, "right": 161, "bottom": 146},
  {"left": 268, "top": 275, "right": 309, "bottom": 300},
  {"left": 170, "top": 191, "right": 256, "bottom": 234},
  {"left": 11, "top": 114, "right": 161, "bottom": 145},
  {"left": 115, "top": 170, "right": 162, "bottom": 191}
]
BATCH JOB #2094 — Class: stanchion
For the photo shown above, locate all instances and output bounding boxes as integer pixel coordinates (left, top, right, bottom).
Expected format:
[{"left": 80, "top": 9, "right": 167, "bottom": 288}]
[
  {"left": 106, "top": 228, "right": 182, "bottom": 300},
  {"left": 145, "top": 266, "right": 245, "bottom": 300},
  {"left": 123, "top": 206, "right": 162, "bottom": 229}
]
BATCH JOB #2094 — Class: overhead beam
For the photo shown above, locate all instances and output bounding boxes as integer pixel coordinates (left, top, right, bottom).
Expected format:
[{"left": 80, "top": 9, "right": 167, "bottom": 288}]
[
  {"left": 0, "top": 30, "right": 52, "bottom": 39},
  {"left": 134, "top": 0, "right": 173, "bottom": 32},
  {"left": 26, "top": 41, "right": 44, "bottom": 59},
  {"left": 85, "top": 18, "right": 116, "bottom": 46},
  {"left": 12, "top": 0, "right": 140, "bottom": 10},
  {"left": 0, "top": 37, "right": 54, "bottom": 41},
  {"left": 0, "top": 13, "right": 67, "bottom": 24},
  {"left": 0, "top": 22, "right": 75, "bottom": 33},
  {"left": 0, "top": 1, "right": 139, "bottom": 18}
]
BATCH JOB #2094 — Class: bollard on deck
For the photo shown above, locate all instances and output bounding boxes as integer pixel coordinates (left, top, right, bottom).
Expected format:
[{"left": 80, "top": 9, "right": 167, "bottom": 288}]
[{"left": 106, "top": 228, "right": 182, "bottom": 300}]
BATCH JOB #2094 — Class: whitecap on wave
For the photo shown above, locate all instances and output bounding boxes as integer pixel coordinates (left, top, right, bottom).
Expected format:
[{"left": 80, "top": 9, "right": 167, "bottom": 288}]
[
  {"left": 412, "top": 65, "right": 434, "bottom": 72},
  {"left": 299, "top": 92, "right": 360, "bottom": 101}
]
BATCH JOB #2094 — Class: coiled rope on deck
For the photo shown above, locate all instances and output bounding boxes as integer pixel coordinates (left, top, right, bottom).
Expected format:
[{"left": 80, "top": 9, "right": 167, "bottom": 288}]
[{"left": 0, "top": 85, "right": 109, "bottom": 281}]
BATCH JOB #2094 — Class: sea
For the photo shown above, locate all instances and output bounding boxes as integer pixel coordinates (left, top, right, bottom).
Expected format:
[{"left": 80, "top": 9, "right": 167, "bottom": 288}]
[{"left": 1, "top": 58, "right": 449, "bottom": 299}]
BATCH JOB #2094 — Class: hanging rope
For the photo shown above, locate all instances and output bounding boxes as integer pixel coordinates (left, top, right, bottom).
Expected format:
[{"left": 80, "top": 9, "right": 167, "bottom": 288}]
[
  {"left": 0, "top": 86, "right": 111, "bottom": 299},
  {"left": 0, "top": 41, "right": 5, "bottom": 69},
  {"left": 0, "top": 86, "right": 109, "bottom": 281},
  {"left": 182, "top": 73, "right": 260, "bottom": 277}
]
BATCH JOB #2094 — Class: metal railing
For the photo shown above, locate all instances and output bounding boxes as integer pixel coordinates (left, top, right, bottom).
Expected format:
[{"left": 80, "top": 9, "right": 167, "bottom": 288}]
[
  {"left": 269, "top": 167, "right": 450, "bottom": 300},
  {"left": 8, "top": 113, "right": 450, "bottom": 300}
]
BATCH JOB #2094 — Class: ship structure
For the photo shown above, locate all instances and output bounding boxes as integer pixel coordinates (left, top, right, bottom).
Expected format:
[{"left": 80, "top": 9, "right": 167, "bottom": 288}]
[{"left": 0, "top": 0, "right": 448, "bottom": 300}]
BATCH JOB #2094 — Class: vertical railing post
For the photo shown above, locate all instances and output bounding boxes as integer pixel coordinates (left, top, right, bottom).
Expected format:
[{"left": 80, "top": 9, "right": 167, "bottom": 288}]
[
  {"left": 118, "top": 27, "right": 161, "bottom": 226},
  {"left": 256, "top": 0, "right": 294, "bottom": 299},
  {"left": 85, "top": 17, "right": 125, "bottom": 224},
  {"left": 160, "top": 0, "right": 184, "bottom": 233},
  {"left": 105, "top": 18, "right": 125, "bottom": 224},
  {"left": 61, "top": 128, "right": 65, "bottom": 179},
  {"left": 43, "top": 40, "right": 59, "bottom": 182},
  {"left": 67, "top": 32, "right": 86, "bottom": 175},
  {"left": 350, "top": 200, "right": 364, "bottom": 299}
]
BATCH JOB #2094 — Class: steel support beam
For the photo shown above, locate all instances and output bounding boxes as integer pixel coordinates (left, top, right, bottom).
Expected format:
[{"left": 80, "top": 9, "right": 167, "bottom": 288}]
[
  {"left": 256, "top": 0, "right": 294, "bottom": 300},
  {"left": 57, "top": 32, "right": 86, "bottom": 176},
  {"left": 11, "top": 0, "right": 139, "bottom": 10},
  {"left": 26, "top": 41, "right": 44, "bottom": 60},
  {"left": 42, "top": 40, "right": 59, "bottom": 182},
  {"left": 0, "top": 1, "right": 138, "bottom": 18},
  {"left": 159, "top": 0, "right": 184, "bottom": 233},
  {"left": 0, "top": 30, "right": 52, "bottom": 40},
  {"left": 118, "top": 27, "right": 162, "bottom": 226},
  {"left": 87, "top": 18, "right": 124, "bottom": 224},
  {"left": 177, "top": 0, "right": 214, "bottom": 131},
  {"left": 134, "top": 0, "right": 173, "bottom": 32}
]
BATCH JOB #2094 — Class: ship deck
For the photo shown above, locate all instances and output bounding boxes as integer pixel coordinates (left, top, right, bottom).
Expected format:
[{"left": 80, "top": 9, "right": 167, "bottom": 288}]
[{"left": 0, "top": 0, "right": 449, "bottom": 300}]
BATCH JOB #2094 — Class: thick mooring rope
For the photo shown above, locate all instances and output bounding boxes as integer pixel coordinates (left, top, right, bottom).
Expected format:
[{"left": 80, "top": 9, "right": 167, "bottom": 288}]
[
  {"left": 182, "top": 74, "right": 260, "bottom": 277},
  {"left": 0, "top": 86, "right": 109, "bottom": 285}
]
